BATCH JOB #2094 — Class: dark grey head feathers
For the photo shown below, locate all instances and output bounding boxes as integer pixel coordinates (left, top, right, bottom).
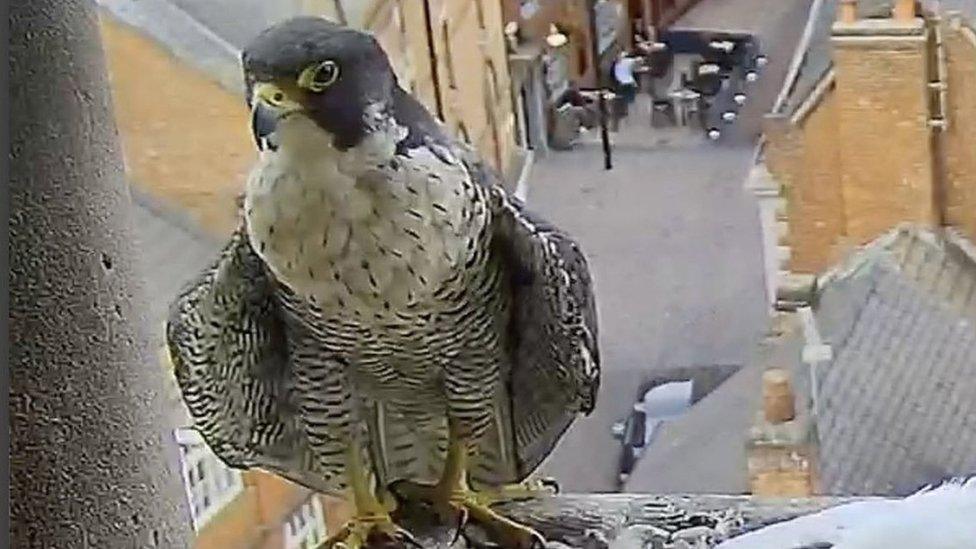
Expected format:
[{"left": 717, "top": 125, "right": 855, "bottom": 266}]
[{"left": 242, "top": 17, "right": 397, "bottom": 150}]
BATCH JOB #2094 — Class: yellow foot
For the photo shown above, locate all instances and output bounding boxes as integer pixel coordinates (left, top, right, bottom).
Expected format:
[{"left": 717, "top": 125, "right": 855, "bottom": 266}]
[
  {"left": 475, "top": 478, "right": 560, "bottom": 503},
  {"left": 318, "top": 513, "right": 417, "bottom": 549},
  {"left": 395, "top": 483, "right": 547, "bottom": 548}
]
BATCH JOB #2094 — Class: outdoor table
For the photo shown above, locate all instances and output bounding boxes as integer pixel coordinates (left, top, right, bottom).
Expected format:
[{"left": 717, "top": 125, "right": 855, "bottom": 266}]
[{"left": 668, "top": 88, "right": 701, "bottom": 127}]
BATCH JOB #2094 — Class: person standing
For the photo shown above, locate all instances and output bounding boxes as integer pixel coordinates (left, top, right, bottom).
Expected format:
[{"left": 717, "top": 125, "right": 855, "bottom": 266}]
[{"left": 613, "top": 51, "right": 639, "bottom": 105}]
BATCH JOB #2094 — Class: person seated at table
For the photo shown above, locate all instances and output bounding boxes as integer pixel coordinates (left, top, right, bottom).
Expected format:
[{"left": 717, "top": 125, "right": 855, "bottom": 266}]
[
  {"left": 559, "top": 81, "right": 591, "bottom": 108},
  {"left": 612, "top": 51, "right": 640, "bottom": 105}
]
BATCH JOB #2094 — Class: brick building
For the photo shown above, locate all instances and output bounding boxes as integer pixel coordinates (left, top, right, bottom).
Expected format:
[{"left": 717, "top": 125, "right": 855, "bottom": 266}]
[
  {"left": 747, "top": 0, "right": 976, "bottom": 307},
  {"left": 500, "top": 0, "right": 631, "bottom": 153},
  {"left": 97, "top": 0, "right": 526, "bottom": 546},
  {"left": 746, "top": 224, "right": 976, "bottom": 497},
  {"left": 741, "top": 0, "right": 976, "bottom": 497}
]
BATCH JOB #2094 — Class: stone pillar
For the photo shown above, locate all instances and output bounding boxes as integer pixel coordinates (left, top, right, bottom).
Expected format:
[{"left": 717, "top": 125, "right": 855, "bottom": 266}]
[
  {"left": 10, "top": 1, "right": 193, "bottom": 547},
  {"left": 744, "top": 162, "right": 783, "bottom": 310},
  {"left": 747, "top": 368, "right": 818, "bottom": 497},
  {"left": 831, "top": 9, "right": 936, "bottom": 245}
]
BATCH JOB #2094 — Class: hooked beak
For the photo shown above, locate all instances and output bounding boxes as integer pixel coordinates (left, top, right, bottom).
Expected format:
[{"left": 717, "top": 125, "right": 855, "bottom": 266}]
[{"left": 250, "top": 82, "right": 302, "bottom": 151}]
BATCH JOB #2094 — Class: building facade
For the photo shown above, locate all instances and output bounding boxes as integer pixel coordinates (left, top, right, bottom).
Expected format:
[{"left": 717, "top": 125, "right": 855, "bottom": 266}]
[{"left": 500, "top": 0, "right": 631, "bottom": 152}]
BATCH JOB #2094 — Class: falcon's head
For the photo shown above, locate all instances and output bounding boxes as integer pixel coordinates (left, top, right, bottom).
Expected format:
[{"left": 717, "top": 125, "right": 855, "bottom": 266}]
[{"left": 241, "top": 17, "right": 397, "bottom": 152}]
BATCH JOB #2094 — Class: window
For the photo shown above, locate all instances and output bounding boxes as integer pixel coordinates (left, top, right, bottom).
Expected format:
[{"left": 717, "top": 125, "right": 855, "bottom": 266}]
[
  {"left": 441, "top": 21, "right": 457, "bottom": 90},
  {"left": 457, "top": 122, "right": 472, "bottom": 144},
  {"left": 474, "top": 0, "right": 486, "bottom": 30},
  {"left": 283, "top": 495, "right": 328, "bottom": 549},
  {"left": 483, "top": 60, "right": 503, "bottom": 169},
  {"left": 174, "top": 428, "right": 245, "bottom": 531}
]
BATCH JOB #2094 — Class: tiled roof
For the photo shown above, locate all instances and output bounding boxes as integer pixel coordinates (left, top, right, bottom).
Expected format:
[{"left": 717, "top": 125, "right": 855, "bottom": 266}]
[{"left": 809, "top": 226, "right": 976, "bottom": 496}]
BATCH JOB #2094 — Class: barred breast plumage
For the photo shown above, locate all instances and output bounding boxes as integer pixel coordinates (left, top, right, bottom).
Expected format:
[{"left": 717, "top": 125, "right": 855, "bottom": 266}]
[
  {"left": 168, "top": 29, "right": 600, "bottom": 504},
  {"left": 242, "top": 109, "right": 515, "bottom": 489}
]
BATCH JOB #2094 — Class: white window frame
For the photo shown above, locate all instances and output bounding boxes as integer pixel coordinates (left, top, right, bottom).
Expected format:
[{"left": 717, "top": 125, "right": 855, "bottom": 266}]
[
  {"left": 174, "top": 428, "right": 245, "bottom": 531},
  {"left": 282, "top": 495, "right": 328, "bottom": 549}
]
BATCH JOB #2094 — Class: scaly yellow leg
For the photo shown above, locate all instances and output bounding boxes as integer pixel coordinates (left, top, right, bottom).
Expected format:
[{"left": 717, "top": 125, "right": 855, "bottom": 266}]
[
  {"left": 396, "top": 424, "right": 547, "bottom": 549},
  {"left": 319, "top": 444, "right": 414, "bottom": 549}
]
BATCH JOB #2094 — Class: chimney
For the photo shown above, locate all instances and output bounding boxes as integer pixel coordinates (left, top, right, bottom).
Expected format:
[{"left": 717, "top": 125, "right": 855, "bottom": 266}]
[
  {"left": 830, "top": 1, "right": 935, "bottom": 246},
  {"left": 747, "top": 368, "right": 818, "bottom": 497},
  {"left": 762, "top": 369, "right": 796, "bottom": 423},
  {"left": 838, "top": 0, "right": 858, "bottom": 24}
]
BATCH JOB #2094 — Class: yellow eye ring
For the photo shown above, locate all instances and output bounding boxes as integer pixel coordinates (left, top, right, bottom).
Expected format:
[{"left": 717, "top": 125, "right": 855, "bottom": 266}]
[{"left": 298, "top": 60, "right": 339, "bottom": 92}]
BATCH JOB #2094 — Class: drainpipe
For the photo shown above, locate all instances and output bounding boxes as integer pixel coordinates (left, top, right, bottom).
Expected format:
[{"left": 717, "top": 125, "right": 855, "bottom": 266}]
[
  {"left": 10, "top": 1, "right": 193, "bottom": 545},
  {"left": 926, "top": 12, "right": 950, "bottom": 226},
  {"left": 421, "top": 0, "right": 445, "bottom": 120}
]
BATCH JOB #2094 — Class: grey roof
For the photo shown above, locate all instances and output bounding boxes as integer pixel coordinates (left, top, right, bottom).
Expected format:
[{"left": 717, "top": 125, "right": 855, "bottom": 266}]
[
  {"left": 625, "top": 360, "right": 782, "bottom": 495},
  {"left": 98, "top": 0, "right": 245, "bottom": 94},
  {"left": 168, "top": 0, "right": 305, "bottom": 50},
  {"left": 780, "top": 0, "right": 975, "bottom": 116},
  {"left": 98, "top": 0, "right": 375, "bottom": 94},
  {"left": 130, "top": 189, "right": 220, "bottom": 416},
  {"left": 131, "top": 189, "right": 220, "bottom": 333},
  {"left": 624, "top": 364, "right": 759, "bottom": 494},
  {"left": 807, "top": 226, "right": 976, "bottom": 496}
]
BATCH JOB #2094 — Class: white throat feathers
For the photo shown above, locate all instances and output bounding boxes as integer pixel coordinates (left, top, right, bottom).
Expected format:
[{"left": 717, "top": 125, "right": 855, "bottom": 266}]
[{"left": 243, "top": 104, "right": 489, "bottom": 318}]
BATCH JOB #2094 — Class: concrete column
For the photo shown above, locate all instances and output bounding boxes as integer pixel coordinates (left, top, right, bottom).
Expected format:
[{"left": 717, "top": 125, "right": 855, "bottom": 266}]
[{"left": 10, "top": 1, "right": 193, "bottom": 547}]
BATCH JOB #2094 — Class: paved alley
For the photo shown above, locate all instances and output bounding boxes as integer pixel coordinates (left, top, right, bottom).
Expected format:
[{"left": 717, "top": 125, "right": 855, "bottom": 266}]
[{"left": 530, "top": 0, "right": 812, "bottom": 492}]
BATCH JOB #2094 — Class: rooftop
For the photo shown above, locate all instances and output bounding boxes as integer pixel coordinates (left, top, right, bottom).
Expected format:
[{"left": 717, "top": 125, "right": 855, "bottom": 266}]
[{"left": 800, "top": 225, "right": 976, "bottom": 496}]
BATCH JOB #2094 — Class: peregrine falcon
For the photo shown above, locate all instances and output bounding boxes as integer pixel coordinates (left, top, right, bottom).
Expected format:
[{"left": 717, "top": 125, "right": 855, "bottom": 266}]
[{"left": 167, "top": 16, "right": 600, "bottom": 548}]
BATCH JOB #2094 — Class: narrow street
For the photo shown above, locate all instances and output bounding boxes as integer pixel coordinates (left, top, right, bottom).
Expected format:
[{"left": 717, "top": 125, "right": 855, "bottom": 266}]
[{"left": 530, "top": 0, "right": 812, "bottom": 492}]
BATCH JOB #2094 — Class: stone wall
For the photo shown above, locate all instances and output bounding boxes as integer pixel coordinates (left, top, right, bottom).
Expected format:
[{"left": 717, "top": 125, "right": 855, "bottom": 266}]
[
  {"left": 101, "top": 15, "right": 252, "bottom": 235},
  {"left": 833, "top": 19, "right": 936, "bottom": 245},
  {"left": 789, "top": 90, "right": 846, "bottom": 274},
  {"left": 943, "top": 23, "right": 976, "bottom": 241},
  {"left": 764, "top": 12, "right": 976, "bottom": 277}
]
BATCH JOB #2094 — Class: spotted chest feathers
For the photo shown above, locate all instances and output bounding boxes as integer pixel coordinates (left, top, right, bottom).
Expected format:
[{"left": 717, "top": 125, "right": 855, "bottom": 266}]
[{"left": 244, "top": 115, "right": 490, "bottom": 318}]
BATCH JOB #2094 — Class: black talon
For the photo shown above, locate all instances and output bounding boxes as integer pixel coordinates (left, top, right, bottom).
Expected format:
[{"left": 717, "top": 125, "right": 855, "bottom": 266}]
[
  {"left": 451, "top": 507, "right": 470, "bottom": 545},
  {"left": 401, "top": 530, "right": 423, "bottom": 549},
  {"left": 539, "top": 478, "right": 560, "bottom": 494}
]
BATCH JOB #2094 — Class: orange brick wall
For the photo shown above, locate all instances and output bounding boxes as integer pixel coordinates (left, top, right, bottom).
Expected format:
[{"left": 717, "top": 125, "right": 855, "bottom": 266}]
[
  {"left": 943, "top": 27, "right": 976, "bottom": 241},
  {"left": 832, "top": 27, "right": 937, "bottom": 245},
  {"left": 251, "top": 471, "right": 310, "bottom": 546},
  {"left": 100, "top": 15, "right": 253, "bottom": 236},
  {"left": 100, "top": 15, "right": 355, "bottom": 548},
  {"left": 194, "top": 488, "right": 264, "bottom": 549},
  {"left": 747, "top": 444, "right": 819, "bottom": 497},
  {"left": 785, "top": 90, "right": 846, "bottom": 274}
]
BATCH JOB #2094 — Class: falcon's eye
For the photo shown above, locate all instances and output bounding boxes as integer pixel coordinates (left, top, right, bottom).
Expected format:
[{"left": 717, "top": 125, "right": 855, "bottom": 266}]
[{"left": 298, "top": 60, "right": 340, "bottom": 92}]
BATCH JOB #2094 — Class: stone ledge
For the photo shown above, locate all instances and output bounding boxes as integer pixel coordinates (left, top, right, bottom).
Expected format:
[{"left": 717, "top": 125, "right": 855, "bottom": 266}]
[
  {"left": 832, "top": 17, "right": 926, "bottom": 37},
  {"left": 396, "top": 492, "right": 876, "bottom": 548}
]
